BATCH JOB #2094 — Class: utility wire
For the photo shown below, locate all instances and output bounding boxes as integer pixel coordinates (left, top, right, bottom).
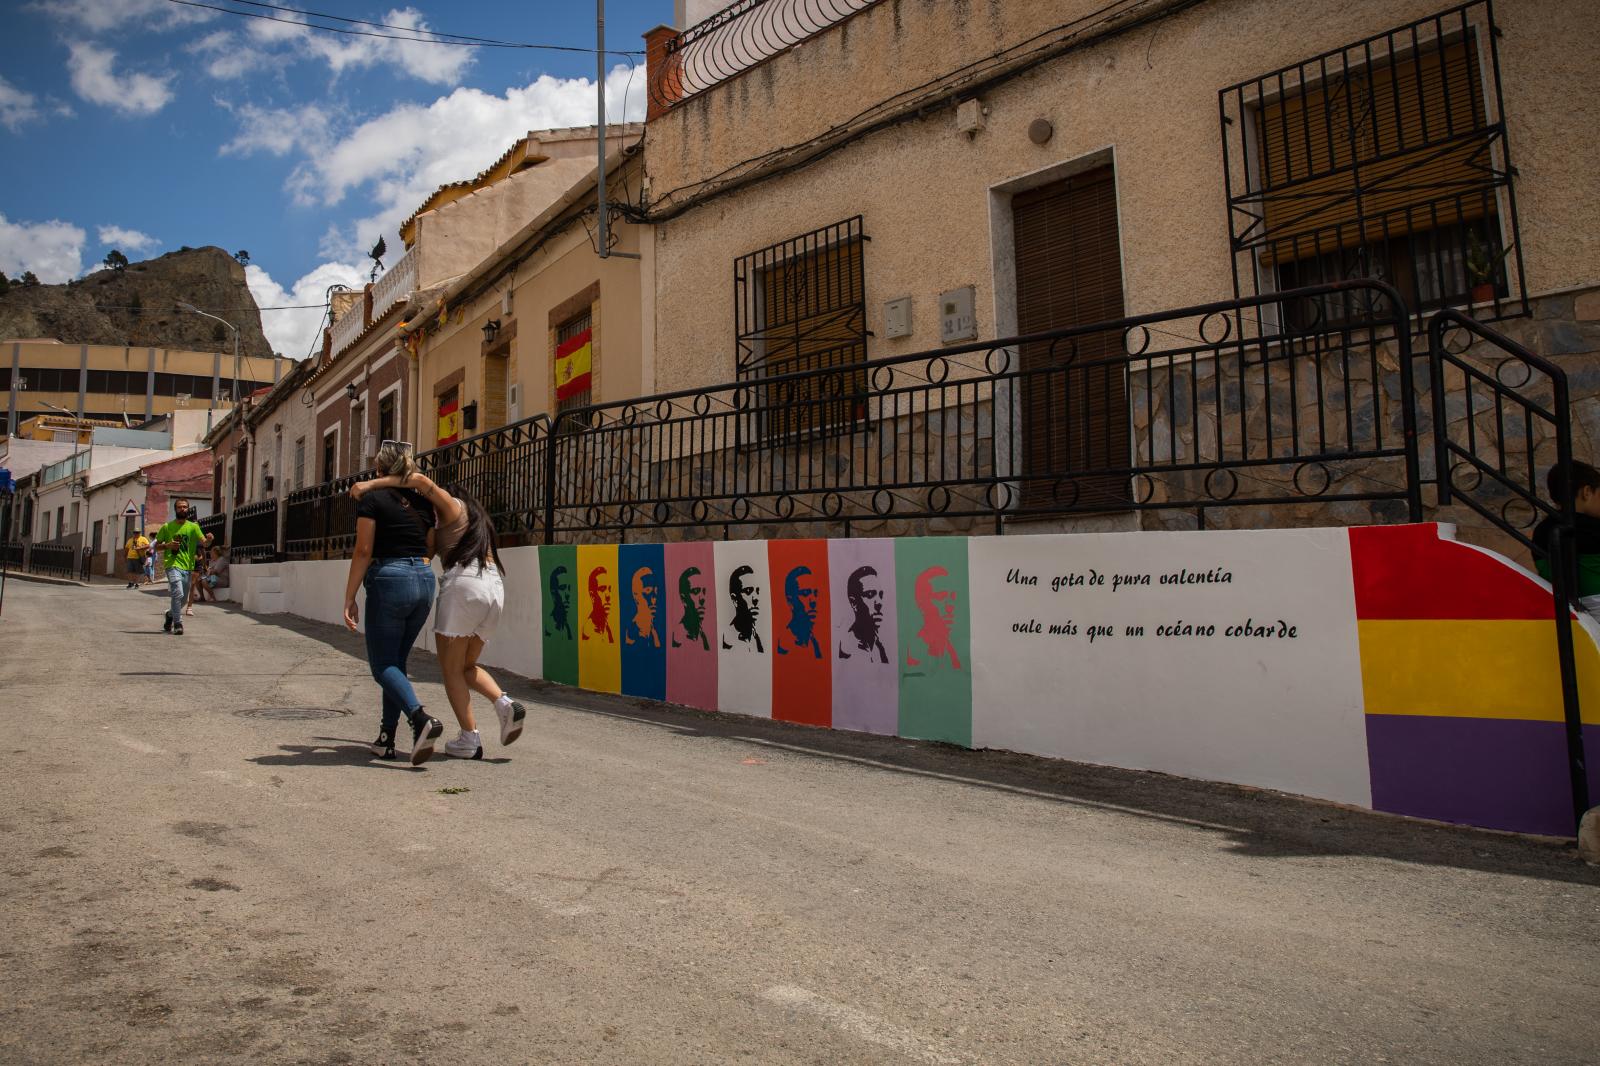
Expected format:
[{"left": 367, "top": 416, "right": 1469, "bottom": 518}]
[{"left": 163, "top": 0, "right": 643, "bottom": 53}]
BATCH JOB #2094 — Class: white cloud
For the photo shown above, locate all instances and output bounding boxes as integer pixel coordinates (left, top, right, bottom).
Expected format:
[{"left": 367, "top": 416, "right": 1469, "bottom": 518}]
[
  {"left": 66, "top": 43, "right": 174, "bottom": 115},
  {"left": 0, "top": 214, "right": 86, "bottom": 283},
  {"left": 34, "top": 0, "right": 215, "bottom": 33},
  {"left": 245, "top": 260, "right": 369, "bottom": 360},
  {"left": 97, "top": 225, "right": 161, "bottom": 254},
  {"left": 301, "top": 8, "right": 473, "bottom": 86},
  {"left": 219, "top": 102, "right": 331, "bottom": 157},
  {"left": 0, "top": 76, "right": 42, "bottom": 131},
  {"left": 189, "top": 8, "right": 472, "bottom": 87}
]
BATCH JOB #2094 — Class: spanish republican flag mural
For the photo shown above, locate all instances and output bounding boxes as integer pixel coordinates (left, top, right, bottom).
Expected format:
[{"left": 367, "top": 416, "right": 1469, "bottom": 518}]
[
  {"left": 555, "top": 328, "right": 593, "bottom": 401},
  {"left": 437, "top": 397, "right": 461, "bottom": 446},
  {"left": 1351, "top": 524, "right": 1600, "bottom": 836}
]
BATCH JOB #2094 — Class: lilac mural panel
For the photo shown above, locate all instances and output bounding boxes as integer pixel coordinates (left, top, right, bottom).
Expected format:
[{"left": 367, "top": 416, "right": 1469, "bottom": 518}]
[
  {"left": 664, "top": 541, "right": 717, "bottom": 711},
  {"left": 827, "top": 538, "right": 899, "bottom": 735}
]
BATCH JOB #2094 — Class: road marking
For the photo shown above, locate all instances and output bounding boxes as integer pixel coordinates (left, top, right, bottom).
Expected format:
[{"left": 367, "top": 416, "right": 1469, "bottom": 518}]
[
  {"left": 761, "top": 985, "right": 963, "bottom": 1065},
  {"left": 201, "top": 769, "right": 256, "bottom": 789},
  {"left": 113, "top": 734, "right": 166, "bottom": 755}
]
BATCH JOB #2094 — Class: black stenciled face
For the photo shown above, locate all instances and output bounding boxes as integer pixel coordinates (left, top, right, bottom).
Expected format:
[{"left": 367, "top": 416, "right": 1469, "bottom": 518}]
[{"left": 851, "top": 572, "right": 884, "bottom": 630}]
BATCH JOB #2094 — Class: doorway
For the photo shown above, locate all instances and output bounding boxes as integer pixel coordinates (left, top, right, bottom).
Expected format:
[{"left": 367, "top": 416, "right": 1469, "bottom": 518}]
[{"left": 1010, "top": 163, "right": 1130, "bottom": 510}]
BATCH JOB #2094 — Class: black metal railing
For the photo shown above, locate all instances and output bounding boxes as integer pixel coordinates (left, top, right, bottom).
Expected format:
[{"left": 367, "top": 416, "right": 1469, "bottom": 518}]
[
  {"left": 649, "top": 0, "right": 877, "bottom": 111},
  {"left": 543, "top": 280, "right": 1421, "bottom": 538},
  {"left": 1427, "top": 308, "right": 1587, "bottom": 826},
  {"left": 231, "top": 498, "right": 279, "bottom": 562},
  {"left": 275, "top": 281, "right": 1423, "bottom": 555},
  {"left": 1, "top": 542, "right": 22, "bottom": 568},
  {"left": 198, "top": 512, "right": 227, "bottom": 545},
  {"left": 27, "top": 543, "right": 77, "bottom": 578}
]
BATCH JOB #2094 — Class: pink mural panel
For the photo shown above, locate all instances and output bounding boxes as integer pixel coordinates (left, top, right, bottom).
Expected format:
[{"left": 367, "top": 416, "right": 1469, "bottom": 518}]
[
  {"left": 664, "top": 541, "right": 717, "bottom": 711},
  {"left": 827, "top": 538, "right": 899, "bottom": 735}
]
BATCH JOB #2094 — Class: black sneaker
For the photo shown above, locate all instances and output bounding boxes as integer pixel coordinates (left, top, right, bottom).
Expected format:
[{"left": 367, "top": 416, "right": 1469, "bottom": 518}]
[
  {"left": 369, "top": 730, "right": 397, "bottom": 760},
  {"left": 163, "top": 613, "right": 173, "bottom": 633},
  {"left": 408, "top": 710, "right": 443, "bottom": 766},
  {"left": 173, "top": 622, "right": 184, "bottom": 636}
]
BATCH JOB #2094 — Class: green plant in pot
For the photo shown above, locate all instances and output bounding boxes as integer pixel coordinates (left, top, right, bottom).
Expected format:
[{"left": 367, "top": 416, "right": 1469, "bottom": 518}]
[{"left": 1465, "top": 230, "right": 1509, "bottom": 305}]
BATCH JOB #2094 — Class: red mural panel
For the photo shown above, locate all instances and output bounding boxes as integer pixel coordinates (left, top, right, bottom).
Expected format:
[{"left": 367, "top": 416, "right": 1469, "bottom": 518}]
[
  {"left": 769, "top": 539, "right": 832, "bottom": 727},
  {"left": 1349, "top": 524, "right": 1554, "bottom": 621}
]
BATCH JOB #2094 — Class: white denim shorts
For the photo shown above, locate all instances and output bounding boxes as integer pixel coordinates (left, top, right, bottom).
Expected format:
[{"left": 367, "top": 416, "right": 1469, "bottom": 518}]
[{"left": 434, "top": 561, "right": 505, "bottom": 640}]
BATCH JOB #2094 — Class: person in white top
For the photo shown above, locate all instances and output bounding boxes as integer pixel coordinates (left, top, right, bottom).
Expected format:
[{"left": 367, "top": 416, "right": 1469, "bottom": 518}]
[{"left": 351, "top": 471, "right": 527, "bottom": 759}]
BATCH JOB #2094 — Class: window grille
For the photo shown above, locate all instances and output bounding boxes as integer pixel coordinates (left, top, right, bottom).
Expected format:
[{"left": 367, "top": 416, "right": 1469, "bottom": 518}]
[
  {"left": 555, "top": 310, "right": 593, "bottom": 418},
  {"left": 734, "top": 215, "right": 868, "bottom": 443},
  {"left": 1220, "top": 1, "right": 1524, "bottom": 326}
]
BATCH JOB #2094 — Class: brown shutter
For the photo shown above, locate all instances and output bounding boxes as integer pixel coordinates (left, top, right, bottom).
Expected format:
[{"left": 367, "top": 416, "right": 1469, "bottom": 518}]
[
  {"left": 758, "top": 237, "right": 866, "bottom": 439},
  {"left": 1012, "top": 165, "right": 1130, "bottom": 510},
  {"left": 1255, "top": 37, "right": 1491, "bottom": 261}
]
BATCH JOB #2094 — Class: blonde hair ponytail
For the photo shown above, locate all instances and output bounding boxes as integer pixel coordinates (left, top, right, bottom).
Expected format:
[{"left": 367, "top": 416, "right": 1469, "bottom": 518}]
[{"left": 374, "top": 440, "right": 417, "bottom": 480}]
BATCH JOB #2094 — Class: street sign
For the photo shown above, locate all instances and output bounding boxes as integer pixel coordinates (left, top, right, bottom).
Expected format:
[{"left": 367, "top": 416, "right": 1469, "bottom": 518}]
[{"left": 123, "top": 500, "right": 140, "bottom": 517}]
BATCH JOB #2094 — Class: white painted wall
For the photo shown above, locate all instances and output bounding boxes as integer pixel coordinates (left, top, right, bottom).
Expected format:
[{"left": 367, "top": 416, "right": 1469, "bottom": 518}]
[{"left": 968, "top": 528, "right": 1372, "bottom": 807}]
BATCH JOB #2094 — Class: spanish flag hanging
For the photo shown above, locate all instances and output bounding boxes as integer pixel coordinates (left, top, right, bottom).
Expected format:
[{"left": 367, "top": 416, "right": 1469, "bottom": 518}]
[
  {"left": 437, "top": 396, "right": 461, "bottom": 446},
  {"left": 555, "top": 327, "right": 593, "bottom": 401}
]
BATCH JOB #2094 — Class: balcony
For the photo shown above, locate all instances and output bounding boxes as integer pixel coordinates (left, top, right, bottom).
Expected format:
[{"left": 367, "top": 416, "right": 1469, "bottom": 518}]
[
  {"left": 371, "top": 247, "right": 416, "bottom": 324},
  {"left": 329, "top": 299, "right": 365, "bottom": 358},
  {"left": 649, "top": 0, "right": 879, "bottom": 113}
]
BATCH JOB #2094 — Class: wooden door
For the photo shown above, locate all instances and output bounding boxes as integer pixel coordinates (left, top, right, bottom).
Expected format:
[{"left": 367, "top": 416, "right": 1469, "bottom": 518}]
[{"left": 1011, "top": 165, "right": 1130, "bottom": 510}]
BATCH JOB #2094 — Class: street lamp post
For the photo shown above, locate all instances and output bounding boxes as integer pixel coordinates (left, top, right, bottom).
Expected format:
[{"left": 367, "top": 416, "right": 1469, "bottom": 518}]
[{"left": 176, "top": 302, "right": 240, "bottom": 430}]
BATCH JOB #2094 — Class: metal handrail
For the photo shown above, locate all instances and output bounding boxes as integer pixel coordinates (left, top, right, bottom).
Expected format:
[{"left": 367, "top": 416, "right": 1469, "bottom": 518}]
[{"left": 1427, "top": 307, "right": 1587, "bottom": 827}]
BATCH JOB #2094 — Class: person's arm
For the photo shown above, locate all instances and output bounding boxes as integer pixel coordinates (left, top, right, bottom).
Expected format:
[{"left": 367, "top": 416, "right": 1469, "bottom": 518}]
[
  {"left": 343, "top": 517, "right": 378, "bottom": 631},
  {"left": 352, "top": 472, "right": 463, "bottom": 528}
]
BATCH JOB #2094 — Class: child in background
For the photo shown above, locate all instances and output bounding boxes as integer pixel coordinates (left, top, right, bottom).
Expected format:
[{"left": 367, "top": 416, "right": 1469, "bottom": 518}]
[{"left": 1532, "top": 460, "right": 1600, "bottom": 616}]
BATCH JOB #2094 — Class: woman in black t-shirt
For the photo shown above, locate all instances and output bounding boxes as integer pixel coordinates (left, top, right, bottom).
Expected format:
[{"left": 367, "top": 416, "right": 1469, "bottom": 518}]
[{"left": 341, "top": 441, "right": 446, "bottom": 764}]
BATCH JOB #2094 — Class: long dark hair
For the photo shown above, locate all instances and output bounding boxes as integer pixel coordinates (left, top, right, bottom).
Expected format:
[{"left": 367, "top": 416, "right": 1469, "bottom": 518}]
[{"left": 441, "top": 489, "right": 501, "bottom": 574}]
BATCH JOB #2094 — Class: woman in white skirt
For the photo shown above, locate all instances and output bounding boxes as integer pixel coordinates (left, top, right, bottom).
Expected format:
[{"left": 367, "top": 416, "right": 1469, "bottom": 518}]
[{"left": 351, "top": 472, "right": 527, "bottom": 759}]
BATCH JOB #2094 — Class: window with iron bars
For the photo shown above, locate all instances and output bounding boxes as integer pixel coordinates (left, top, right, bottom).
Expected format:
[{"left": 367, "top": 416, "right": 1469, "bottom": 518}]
[
  {"left": 555, "top": 310, "right": 593, "bottom": 419},
  {"left": 735, "top": 215, "right": 868, "bottom": 445},
  {"left": 1220, "top": 1, "right": 1524, "bottom": 331}
]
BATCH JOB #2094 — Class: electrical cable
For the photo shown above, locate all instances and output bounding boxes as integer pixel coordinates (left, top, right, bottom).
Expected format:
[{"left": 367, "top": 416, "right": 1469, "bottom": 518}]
[{"left": 162, "top": 0, "right": 643, "bottom": 53}]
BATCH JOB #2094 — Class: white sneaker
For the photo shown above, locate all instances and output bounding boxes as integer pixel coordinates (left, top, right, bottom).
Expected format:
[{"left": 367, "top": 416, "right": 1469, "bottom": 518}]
[
  {"left": 444, "top": 729, "right": 483, "bottom": 760},
  {"left": 494, "top": 696, "right": 526, "bottom": 747}
]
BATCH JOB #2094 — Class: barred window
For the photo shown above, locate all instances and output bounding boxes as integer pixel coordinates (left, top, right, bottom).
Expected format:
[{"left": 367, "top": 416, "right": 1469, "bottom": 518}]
[
  {"left": 735, "top": 216, "right": 868, "bottom": 443},
  {"left": 1222, "top": 2, "right": 1521, "bottom": 326},
  {"left": 555, "top": 309, "right": 593, "bottom": 417}
]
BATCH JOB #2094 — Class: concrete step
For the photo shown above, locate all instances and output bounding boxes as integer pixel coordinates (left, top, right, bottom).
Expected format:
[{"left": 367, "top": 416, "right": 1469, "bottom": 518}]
[{"left": 250, "top": 591, "right": 289, "bottom": 614}]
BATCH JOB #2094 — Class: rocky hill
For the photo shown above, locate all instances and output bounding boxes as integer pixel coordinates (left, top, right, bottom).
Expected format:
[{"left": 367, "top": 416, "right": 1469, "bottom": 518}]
[{"left": 0, "top": 246, "right": 275, "bottom": 360}]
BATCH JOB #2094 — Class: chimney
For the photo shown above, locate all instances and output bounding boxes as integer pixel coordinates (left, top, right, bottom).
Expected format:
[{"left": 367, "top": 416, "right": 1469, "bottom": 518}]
[{"left": 644, "top": 25, "right": 685, "bottom": 121}]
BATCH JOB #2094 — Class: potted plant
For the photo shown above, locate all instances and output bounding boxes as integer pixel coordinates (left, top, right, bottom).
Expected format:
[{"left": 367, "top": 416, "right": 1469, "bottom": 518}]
[{"left": 1465, "top": 230, "right": 1508, "bottom": 304}]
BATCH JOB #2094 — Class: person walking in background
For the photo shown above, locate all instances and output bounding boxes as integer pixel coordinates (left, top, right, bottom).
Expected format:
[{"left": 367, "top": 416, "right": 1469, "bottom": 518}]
[
  {"left": 342, "top": 442, "right": 445, "bottom": 765},
  {"left": 351, "top": 470, "right": 526, "bottom": 760},
  {"left": 154, "top": 500, "right": 205, "bottom": 636},
  {"left": 1533, "top": 460, "right": 1600, "bottom": 616},
  {"left": 143, "top": 539, "right": 157, "bottom": 586},
  {"left": 123, "top": 529, "right": 149, "bottom": 589}
]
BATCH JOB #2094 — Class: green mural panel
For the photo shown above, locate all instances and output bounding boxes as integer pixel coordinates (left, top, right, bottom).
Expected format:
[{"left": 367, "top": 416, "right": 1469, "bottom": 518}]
[
  {"left": 895, "top": 537, "right": 972, "bottom": 746},
  {"left": 539, "top": 545, "right": 579, "bottom": 686}
]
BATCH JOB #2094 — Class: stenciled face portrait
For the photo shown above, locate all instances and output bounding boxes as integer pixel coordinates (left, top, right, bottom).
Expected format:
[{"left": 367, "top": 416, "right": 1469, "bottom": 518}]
[
  {"left": 731, "top": 567, "right": 761, "bottom": 629},
  {"left": 848, "top": 566, "right": 884, "bottom": 631}
]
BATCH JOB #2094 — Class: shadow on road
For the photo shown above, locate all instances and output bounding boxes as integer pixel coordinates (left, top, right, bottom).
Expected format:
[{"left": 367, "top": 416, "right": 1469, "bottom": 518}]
[{"left": 259, "top": 608, "right": 1599, "bottom": 886}]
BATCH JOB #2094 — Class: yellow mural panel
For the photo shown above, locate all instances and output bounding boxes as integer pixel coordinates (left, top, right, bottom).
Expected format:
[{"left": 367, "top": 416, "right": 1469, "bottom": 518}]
[
  {"left": 576, "top": 544, "right": 621, "bottom": 693},
  {"left": 1359, "top": 619, "right": 1600, "bottom": 723}
]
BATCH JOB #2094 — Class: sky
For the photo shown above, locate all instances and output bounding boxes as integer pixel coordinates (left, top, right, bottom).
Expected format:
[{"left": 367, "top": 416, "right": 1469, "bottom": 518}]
[{"left": 0, "top": 0, "right": 667, "bottom": 360}]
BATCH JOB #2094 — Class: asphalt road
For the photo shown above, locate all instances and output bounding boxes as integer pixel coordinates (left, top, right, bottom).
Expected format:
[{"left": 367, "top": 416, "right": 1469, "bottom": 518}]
[{"left": 2, "top": 577, "right": 1597, "bottom": 1065}]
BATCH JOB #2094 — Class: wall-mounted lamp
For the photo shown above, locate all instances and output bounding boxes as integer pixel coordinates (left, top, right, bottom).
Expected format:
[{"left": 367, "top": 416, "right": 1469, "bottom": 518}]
[
  {"left": 481, "top": 319, "right": 501, "bottom": 344},
  {"left": 345, "top": 383, "right": 358, "bottom": 402},
  {"left": 461, "top": 401, "right": 479, "bottom": 432}
]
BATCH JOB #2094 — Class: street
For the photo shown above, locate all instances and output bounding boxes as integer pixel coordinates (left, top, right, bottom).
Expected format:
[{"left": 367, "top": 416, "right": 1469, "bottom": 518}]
[{"left": 2, "top": 577, "right": 1597, "bottom": 1065}]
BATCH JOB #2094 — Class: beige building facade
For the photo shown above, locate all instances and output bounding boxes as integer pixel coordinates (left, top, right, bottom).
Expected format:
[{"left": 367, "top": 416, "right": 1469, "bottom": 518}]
[
  {"left": 633, "top": 0, "right": 1600, "bottom": 544},
  {"left": 4, "top": 339, "right": 294, "bottom": 438}
]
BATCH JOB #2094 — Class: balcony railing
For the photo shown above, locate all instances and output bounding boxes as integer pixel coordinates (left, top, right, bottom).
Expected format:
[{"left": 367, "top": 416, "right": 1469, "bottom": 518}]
[
  {"left": 329, "top": 301, "right": 365, "bottom": 358},
  {"left": 371, "top": 247, "right": 416, "bottom": 324},
  {"left": 650, "top": 0, "right": 879, "bottom": 111}
]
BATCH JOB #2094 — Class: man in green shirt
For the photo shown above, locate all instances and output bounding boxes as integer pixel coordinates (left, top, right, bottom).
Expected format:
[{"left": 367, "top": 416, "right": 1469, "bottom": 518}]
[{"left": 155, "top": 499, "right": 207, "bottom": 636}]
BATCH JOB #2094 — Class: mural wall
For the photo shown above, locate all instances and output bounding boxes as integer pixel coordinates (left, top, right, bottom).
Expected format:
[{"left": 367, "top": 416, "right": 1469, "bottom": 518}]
[{"left": 237, "top": 523, "right": 1599, "bottom": 837}]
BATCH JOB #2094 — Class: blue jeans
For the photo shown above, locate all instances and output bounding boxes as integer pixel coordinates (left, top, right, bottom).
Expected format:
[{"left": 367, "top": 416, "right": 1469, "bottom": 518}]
[
  {"left": 363, "top": 557, "right": 436, "bottom": 736},
  {"left": 166, "top": 568, "right": 192, "bottom": 625}
]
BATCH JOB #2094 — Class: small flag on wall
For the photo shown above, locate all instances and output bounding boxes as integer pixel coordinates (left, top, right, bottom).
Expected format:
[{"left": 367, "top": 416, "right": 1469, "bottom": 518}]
[
  {"left": 555, "top": 328, "right": 593, "bottom": 401},
  {"left": 437, "top": 397, "right": 461, "bottom": 445}
]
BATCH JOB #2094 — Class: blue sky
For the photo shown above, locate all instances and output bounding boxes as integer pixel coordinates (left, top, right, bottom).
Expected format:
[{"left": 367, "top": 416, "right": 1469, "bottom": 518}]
[{"left": 0, "top": 0, "right": 667, "bottom": 357}]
